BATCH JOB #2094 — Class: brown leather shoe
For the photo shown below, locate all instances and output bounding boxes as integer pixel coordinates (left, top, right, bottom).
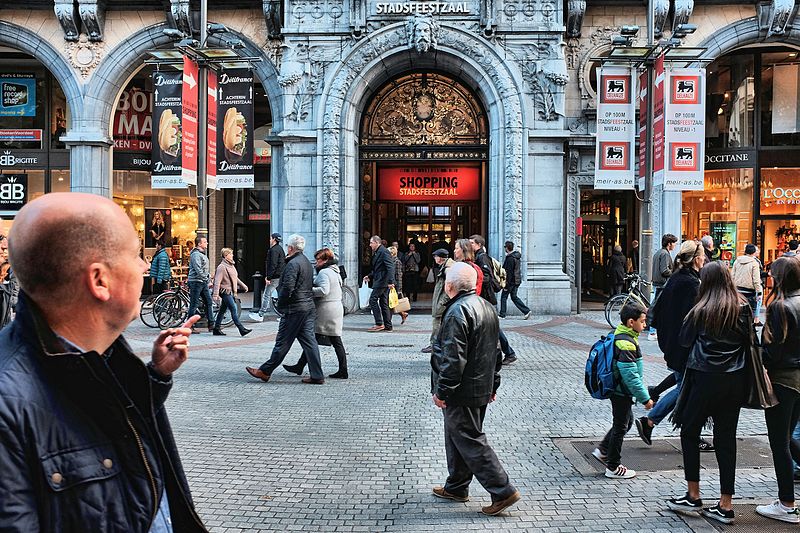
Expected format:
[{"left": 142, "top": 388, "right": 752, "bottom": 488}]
[
  {"left": 432, "top": 486, "right": 469, "bottom": 502},
  {"left": 245, "top": 366, "right": 270, "bottom": 382},
  {"left": 367, "top": 325, "right": 385, "bottom": 332},
  {"left": 301, "top": 377, "right": 325, "bottom": 385},
  {"left": 481, "top": 490, "right": 521, "bottom": 516}
]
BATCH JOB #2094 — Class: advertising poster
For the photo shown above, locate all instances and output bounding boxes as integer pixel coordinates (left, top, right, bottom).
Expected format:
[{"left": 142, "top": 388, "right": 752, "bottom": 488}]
[
  {"left": 216, "top": 68, "right": 254, "bottom": 188},
  {"left": 144, "top": 208, "right": 172, "bottom": 248},
  {"left": 181, "top": 57, "right": 199, "bottom": 186},
  {"left": 0, "top": 174, "right": 28, "bottom": 214},
  {"left": 638, "top": 53, "right": 665, "bottom": 189},
  {"left": 151, "top": 70, "right": 184, "bottom": 189},
  {"left": 709, "top": 221, "right": 737, "bottom": 265},
  {"left": 595, "top": 66, "right": 636, "bottom": 190},
  {"left": 377, "top": 166, "right": 481, "bottom": 201},
  {"left": 207, "top": 70, "right": 218, "bottom": 190},
  {"left": 113, "top": 86, "right": 152, "bottom": 152},
  {"left": 664, "top": 67, "right": 706, "bottom": 191},
  {"left": 0, "top": 74, "right": 36, "bottom": 117}
]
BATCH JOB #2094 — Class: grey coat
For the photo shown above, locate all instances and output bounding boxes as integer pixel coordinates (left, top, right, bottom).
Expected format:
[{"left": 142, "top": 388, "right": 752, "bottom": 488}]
[{"left": 313, "top": 264, "right": 343, "bottom": 337}]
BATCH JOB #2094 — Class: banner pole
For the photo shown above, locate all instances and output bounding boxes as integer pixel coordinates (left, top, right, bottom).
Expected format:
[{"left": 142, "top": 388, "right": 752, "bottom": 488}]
[
  {"left": 196, "top": 0, "right": 209, "bottom": 242},
  {"left": 639, "top": 0, "right": 655, "bottom": 300}
]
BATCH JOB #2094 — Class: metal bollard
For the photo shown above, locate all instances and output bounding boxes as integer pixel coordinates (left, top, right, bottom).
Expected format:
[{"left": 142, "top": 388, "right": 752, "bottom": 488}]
[{"left": 251, "top": 271, "right": 264, "bottom": 310}]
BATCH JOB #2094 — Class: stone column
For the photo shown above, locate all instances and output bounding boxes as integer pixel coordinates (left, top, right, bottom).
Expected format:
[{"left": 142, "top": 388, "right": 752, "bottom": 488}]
[
  {"left": 63, "top": 129, "right": 112, "bottom": 196},
  {"left": 523, "top": 136, "right": 572, "bottom": 314},
  {"left": 272, "top": 133, "right": 320, "bottom": 253}
]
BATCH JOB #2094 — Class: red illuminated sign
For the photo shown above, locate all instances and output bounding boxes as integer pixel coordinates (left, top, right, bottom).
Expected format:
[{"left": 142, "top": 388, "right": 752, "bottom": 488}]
[{"left": 378, "top": 166, "right": 481, "bottom": 201}]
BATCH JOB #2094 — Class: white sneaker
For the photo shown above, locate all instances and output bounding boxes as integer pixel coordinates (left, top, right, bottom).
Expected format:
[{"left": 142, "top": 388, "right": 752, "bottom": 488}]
[
  {"left": 591, "top": 448, "right": 608, "bottom": 465},
  {"left": 247, "top": 312, "right": 264, "bottom": 322},
  {"left": 756, "top": 500, "right": 800, "bottom": 524},
  {"left": 604, "top": 464, "right": 636, "bottom": 479},
  {"left": 648, "top": 331, "right": 657, "bottom": 341}
]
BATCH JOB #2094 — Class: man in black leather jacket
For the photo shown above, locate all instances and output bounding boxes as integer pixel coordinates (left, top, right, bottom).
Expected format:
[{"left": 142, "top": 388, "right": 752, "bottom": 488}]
[
  {"left": 363, "top": 235, "right": 395, "bottom": 332},
  {"left": 0, "top": 193, "right": 207, "bottom": 532},
  {"left": 430, "top": 262, "right": 520, "bottom": 516},
  {"left": 247, "top": 234, "right": 325, "bottom": 384}
]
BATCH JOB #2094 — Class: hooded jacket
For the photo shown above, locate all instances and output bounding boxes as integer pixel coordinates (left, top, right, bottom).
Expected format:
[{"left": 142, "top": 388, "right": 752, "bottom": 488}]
[
  {"left": 502, "top": 251, "right": 522, "bottom": 288},
  {"left": 431, "top": 258, "right": 454, "bottom": 318},
  {"left": 611, "top": 324, "right": 649, "bottom": 404}
]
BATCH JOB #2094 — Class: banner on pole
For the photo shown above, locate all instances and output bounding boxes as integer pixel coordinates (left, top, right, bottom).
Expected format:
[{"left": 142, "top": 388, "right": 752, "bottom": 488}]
[
  {"left": 151, "top": 69, "right": 184, "bottom": 189},
  {"left": 595, "top": 66, "right": 636, "bottom": 190},
  {"left": 207, "top": 70, "right": 218, "bottom": 190},
  {"left": 638, "top": 54, "right": 665, "bottom": 189},
  {"left": 181, "top": 57, "right": 199, "bottom": 186},
  {"left": 664, "top": 67, "right": 705, "bottom": 191},
  {"left": 216, "top": 69, "right": 254, "bottom": 189}
]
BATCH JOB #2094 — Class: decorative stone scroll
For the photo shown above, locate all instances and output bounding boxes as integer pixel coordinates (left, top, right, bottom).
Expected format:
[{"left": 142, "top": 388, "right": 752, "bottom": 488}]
[
  {"left": 65, "top": 34, "right": 104, "bottom": 78},
  {"left": 509, "top": 41, "right": 568, "bottom": 120},
  {"left": 264, "top": 0, "right": 283, "bottom": 39},
  {"left": 565, "top": 0, "right": 585, "bottom": 38},
  {"left": 169, "top": 0, "right": 193, "bottom": 36},
  {"left": 54, "top": 0, "right": 80, "bottom": 42},
  {"left": 78, "top": 0, "right": 105, "bottom": 42},
  {"left": 672, "top": 0, "right": 694, "bottom": 34}
]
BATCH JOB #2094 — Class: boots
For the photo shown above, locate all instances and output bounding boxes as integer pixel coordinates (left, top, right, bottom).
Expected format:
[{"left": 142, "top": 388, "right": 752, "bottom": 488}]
[
  {"left": 238, "top": 326, "right": 252, "bottom": 337},
  {"left": 212, "top": 328, "right": 226, "bottom": 336}
]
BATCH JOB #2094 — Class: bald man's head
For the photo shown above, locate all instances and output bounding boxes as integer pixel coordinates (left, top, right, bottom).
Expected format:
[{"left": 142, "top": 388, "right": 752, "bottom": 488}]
[
  {"left": 10, "top": 193, "right": 137, "bottom": 303},
  {"left": 446, "top": 261, "right": 477, "bottom": 294}
]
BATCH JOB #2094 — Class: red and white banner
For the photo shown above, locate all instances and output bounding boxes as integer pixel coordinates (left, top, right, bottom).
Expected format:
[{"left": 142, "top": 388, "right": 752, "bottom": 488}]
[
  {"left": 664, "top": 67, "right": 705, "bottom": 191},
  {"left": 206, "top": 70, "right": 218, "bottom": 190},
  {"left": 595, "top": 66, "right": 636, "bottom": 190},
  {"left": 181, "top": 57, "right": 199, "bottom": 186},
  {"left": 638, "top": 53, "right": 665, "bottom": 189}
]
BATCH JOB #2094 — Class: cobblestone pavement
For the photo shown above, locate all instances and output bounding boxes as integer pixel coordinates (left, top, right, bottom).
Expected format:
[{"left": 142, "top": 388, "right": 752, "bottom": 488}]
[{"left": 124, "top": 306, "right": 781, "bottom": 532}]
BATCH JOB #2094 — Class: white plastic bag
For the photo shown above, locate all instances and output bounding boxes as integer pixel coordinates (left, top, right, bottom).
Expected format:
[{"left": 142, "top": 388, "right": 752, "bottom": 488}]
[{"left": 359, "top": 282, "right": 372, "bottom": 309}]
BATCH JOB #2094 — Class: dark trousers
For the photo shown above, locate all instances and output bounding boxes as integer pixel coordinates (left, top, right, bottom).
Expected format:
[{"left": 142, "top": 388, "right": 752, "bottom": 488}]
[
  {"left": 153, "top": 280, "right": 167, "bottom": 294},
  {"left": 499, "top": 329, "right": 514, "bottom": 357},
  {"left": 295, "top": 334, "right": 348, "bottom": 376},
  {"left": 610, "top": 283, "right": 624, "bottom": 296},
  {"left": 765, "top": 383, "right": 800, "bottom": 503},
  {"left": 598, "top": 394, "right": 633, "bottom": 470},
  {"left": 652, "top": 372, "right": 678, "bottom": 397},
  {"left": 369, "top": 286, "right": 392, "bottom": 328},
  {"left": 187, "top": 280, "right": 214, "bottom": 323},
  {"left": 442, "top": 404, "right": 517, "bottom": 502},
  {"left": 259, "top": 309, "right": 324, "bottom": 380},
  {"left": 213, "top": 292, "right": 244, "bottom": 330},
  {"left": 500, "top": 285, "right": 530, "bottom": 316},
  {"left": 403, "top": 272, "right": 418, "bottom": 301},
  {"left": 680, "top": 370, "right": 744, "bottom": 495}
]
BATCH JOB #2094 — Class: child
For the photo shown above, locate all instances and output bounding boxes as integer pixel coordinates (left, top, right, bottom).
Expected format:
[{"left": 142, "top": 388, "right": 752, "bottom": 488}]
[{"left": 593, "top": 303, "right": 653, "bottom": 479}]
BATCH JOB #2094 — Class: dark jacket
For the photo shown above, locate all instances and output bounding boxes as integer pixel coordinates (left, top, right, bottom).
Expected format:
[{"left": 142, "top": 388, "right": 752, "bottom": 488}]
[
  {"left": 653, "top": 267, "right": 701, "bottom": 372},
  {"left": 0, "top": 294, "right": 207, "bottom": 532},
  {"left": 368, "top": 245, "right": 395, "bottom": 289},
  {"left": 266, "top": 243, "right": 286, "bottom": 280},
  {"left": 704, "top": 247, "right": 713, "bottom": 265},
  {"left": 763, "top": 290, "right": 800, "bottom": 371},
  {"left": 651, "top": 247, "right": 673, "bottom": 288},
  {"left": 679, "top": 304, "right": 751, "bottom": 373},
  {"left": 431, "top": 290, "right": 502, "bottom": 407},
  {"left": 393, "top": 257, "right": 403, "bottom": 293},
  {"left": 607, "top": 251, "right": 627, "bottom": 284},
  {"left": 276, "top": 252, "right": 315, "bottom": 314},
  {"left": 474, "top": 247, "right": 498, "bottom": 305},
  {"left": 503, "top": 251, "right": 522, "bottom": 288}
]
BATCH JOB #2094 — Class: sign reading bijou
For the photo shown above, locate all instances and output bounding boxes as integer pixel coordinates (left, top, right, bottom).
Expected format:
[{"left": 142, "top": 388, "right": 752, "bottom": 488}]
[
  {"left": 378, "top": 166, "right": 480, "bottom": 201},
  {"left": 595, "top": 66, "right": 636, "bottom": 190},
  {"left": 151, "top": 70, "right": 184, "bottom": 189},
  {"left": 216, "top": 69, "right": 254, "bottom": 189},
  {"left": 0, "top": 174, "right": 28, "bottom": 213}
]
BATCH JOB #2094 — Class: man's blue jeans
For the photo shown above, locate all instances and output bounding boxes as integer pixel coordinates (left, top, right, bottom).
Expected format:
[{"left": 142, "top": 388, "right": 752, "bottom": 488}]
[
  {"left": 187, "top": 280, "right": 214, "bottom": 324},
  {"left": 648, "top": 370, "right": 683, "bottom": 425}
]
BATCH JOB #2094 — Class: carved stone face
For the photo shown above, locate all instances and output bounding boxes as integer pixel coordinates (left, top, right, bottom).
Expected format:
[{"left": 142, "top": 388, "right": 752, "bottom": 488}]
[{"left": 413, "top": 20, "right": 435, "bottom": 53}]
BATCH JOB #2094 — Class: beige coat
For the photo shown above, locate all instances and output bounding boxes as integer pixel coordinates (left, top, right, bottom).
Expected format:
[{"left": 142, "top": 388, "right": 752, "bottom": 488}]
[
  {"left": 732, "top": 254, "right": 762, "bottom": 293},
  {"left": 313, "top": 264, "right": 343, "bottom": 337},
  {"left": 213, "top": 259, "right": 248, "bottom": 298}
]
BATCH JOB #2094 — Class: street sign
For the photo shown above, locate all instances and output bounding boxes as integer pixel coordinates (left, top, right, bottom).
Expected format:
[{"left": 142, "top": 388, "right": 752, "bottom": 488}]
[
  {"left": 207, "top": 70, "right": 218, "bottom": 190},
  {"left": 595, "top": 66, "right": 636, "bottom": 190},
  {"left": 664, "top": 67, "right": 705, "bottom": 191},
  {"left": 181, "top": 57, "right": 199, "bottom": 186}
]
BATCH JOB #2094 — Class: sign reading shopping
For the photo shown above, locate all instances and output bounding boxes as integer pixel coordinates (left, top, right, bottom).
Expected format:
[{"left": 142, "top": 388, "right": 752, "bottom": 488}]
[
  {"left": 0, "top": 74, "right": 36, "bottom": 117},
  {"left": 664, "top": 68, "right": 705, "bottom": 191},
  {"left": 215, "top": 68, "right": 254, "bottom": 189},
  {"left": 378, "top": 166, "right": 480, "bottom": 201},
  {"left": 150, "top": 70, "right": 184, "bottom": 189},
  {"left": 595, "top": 66, "right": 636, "bottom": 190}
]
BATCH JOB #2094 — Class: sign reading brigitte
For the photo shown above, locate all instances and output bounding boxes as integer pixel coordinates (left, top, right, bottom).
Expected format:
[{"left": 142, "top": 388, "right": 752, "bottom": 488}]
[{"left": 378, "top": 165, "right": 480, "bottom": 201}]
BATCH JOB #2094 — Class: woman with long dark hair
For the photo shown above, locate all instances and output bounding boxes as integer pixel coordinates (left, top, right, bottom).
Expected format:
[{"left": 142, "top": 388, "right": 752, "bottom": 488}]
[
  {"left": 667, "top": 261, "right": 752, "bottom": 525},
  {"left": 757, "top": 257, "right": 800, "bottom": 523}
]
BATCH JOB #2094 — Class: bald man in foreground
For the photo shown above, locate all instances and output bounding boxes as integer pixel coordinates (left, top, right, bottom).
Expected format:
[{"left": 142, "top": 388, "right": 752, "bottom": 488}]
[
  {"left": 430, "top": 262, "right": 520, "bottom": 516},
  {"left": 0, "top": 193, "right": 208, "bottom": 532}
]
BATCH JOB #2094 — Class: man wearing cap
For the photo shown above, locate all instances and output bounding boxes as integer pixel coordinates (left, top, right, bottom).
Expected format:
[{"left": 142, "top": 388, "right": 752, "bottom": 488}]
[
  {"left": 422, "top": 248, "right": 453, "bottom": 353},
  {"left": 249, "top": 233, "right": 286, "bottom": 322}
]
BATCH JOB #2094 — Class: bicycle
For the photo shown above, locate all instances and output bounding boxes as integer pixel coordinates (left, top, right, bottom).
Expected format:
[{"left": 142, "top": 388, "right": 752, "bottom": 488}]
[
  {"left": 604, "top": 273, "right": 651, "bottom": 327},
  {"left": 150, "top": 282, "right": 238, "bottom": 329}
]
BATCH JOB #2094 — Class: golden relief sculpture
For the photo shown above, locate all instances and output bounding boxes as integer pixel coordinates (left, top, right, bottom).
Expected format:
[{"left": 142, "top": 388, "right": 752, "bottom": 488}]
[{"left": 361, "top": 73, "right": 487, "bottom": 146}]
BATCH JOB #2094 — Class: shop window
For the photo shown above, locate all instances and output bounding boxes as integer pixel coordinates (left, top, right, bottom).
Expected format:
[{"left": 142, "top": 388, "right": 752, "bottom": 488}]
[
  {"left": 706, "top": 54, "right": 755, "bottom": 149},
  {"left": 760, "top": 167, "right": 800, "bottom": 216},
  {"left": 0, "top": 71, "right": 46, "bottom": 150},
  {"left": 760, "top": 51, "right": 800, "bottom": 146}
]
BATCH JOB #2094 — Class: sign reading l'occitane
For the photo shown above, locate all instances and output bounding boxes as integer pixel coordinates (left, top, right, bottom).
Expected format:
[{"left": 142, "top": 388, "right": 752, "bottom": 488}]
[{"left": 378, "top": 165, "right": 480, "bottom": 201}]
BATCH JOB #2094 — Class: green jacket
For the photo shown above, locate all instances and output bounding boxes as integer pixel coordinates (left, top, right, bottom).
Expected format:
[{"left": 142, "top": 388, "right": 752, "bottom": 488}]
[{"left": 611, "top": 324, "right": 650, "bottom": 404}]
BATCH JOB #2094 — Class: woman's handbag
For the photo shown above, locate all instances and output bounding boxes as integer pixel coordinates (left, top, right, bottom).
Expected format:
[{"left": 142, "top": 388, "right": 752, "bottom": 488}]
[
  {"left": 394, "top": 296, "right": 411, "bottom": 313},
  {"left": 743, "top": 328, "right": 779, "bottom": 410},
  {"left": 388, "top": 287, "right": 399, "bottom": 309}
]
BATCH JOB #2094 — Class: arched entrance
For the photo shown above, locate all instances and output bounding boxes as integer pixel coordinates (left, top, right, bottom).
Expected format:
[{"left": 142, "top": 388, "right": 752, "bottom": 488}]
[{"left": 358, "top": 72, "right": 488, "bottom": 281}]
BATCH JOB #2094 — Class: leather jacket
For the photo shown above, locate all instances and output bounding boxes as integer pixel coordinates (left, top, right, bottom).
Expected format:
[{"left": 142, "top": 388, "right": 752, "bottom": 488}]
[
  {"left": 763, "top": 290, "right": 800, "bottom": 371},
  {"left": 0, "top": 294, "right": 207, "bottom": 532},
  {"left": 430, "top": 290, "right": 502, "bottom": 407},
  {"left": 680, "top": 303, "right": 752, "bottom": 373},
  {"left": 276, "top": 252, "right": 315, "bottom": 314},
  {"left": 368, "top": 245, "right": 395, "bottom": 289}
]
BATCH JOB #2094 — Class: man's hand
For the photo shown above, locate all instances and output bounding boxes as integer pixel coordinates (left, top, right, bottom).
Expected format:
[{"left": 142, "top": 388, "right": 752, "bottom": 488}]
[
  {"left": 151, "top": 315, "right": 200, "bottom": 377},
  {"left": 388, "top": 284, "right": 395, "bottom": 289},
  {"left": 242, "top": 284, "right": 249, "bottom": 292},
  {"left": 213, "top": 295, "right": 221, "bottom": 304},
  {"left": 264, "top": 280, "right": 271, "bottom": 286},
  {"left": 432, "top": 394, "right": 447, "bottom": 409},
  {"left": 490, "top": 393, "right": 497, "bottom": 403},
  {"left": 644, "top": 399, "right": 654, "bottom": 410},
  {"left": 362, "top": 275, "right": 369, "bottom": 284}
]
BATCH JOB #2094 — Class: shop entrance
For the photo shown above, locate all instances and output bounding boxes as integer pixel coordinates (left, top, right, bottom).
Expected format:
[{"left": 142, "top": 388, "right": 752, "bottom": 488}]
[{"left": 378, "top": 202, "right": 481, "bottom": 255}]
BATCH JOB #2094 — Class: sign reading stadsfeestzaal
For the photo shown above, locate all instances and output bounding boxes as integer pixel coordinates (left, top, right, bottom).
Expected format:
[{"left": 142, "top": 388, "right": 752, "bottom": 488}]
[
  {"left": 216, "top": 69, "right": 254, "bottom": 189},
  {"left": 151, "top": 70, "right": 184, "bottom": 189},
  {"left": 375, "top": 2, "right": 471, "bottom": 14},
  {"left": 664, "top": 67, "right": 705, "bottom": 191},
  {"left": 595, "top": 66, "right": 637, "bottom": 190}
]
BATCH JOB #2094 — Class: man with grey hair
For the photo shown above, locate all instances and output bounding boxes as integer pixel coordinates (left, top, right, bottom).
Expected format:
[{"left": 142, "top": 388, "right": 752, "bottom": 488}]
[
  {"left": 701, "top": 235, "right": 715, "bottom": 264},
  {"left": 362, "top": 235, "right": 395, "bottom": 332},
  {"left": 247, "top": 234, "right": 325, "bottom": 384},
  {"left": 430, "top": 262, "right": 520, "bottom": 516}
]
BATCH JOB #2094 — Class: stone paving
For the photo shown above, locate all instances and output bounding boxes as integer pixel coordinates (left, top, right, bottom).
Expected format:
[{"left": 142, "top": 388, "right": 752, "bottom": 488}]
[{"left": 123, "top": 306, "right": 784, "bottom": 532}]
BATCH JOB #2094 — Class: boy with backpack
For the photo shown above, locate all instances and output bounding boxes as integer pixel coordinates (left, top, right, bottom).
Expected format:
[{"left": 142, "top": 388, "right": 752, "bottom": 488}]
[{"left": 592, "top": 303, "right": 653, "bottom": 479}]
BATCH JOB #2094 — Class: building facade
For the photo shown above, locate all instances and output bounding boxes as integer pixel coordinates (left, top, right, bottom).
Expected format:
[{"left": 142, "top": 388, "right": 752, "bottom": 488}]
[{"left": 0, "top": 0, "right": 798, "bottom": 312}]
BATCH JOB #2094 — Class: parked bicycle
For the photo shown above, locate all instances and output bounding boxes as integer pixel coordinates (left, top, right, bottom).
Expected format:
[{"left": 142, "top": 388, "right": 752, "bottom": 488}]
[
  {"left": 140, "top": 281, "right": 238, "bottom": 329},
  {"left": 604, "top": 273, "right": 651, "bottom": 327}
]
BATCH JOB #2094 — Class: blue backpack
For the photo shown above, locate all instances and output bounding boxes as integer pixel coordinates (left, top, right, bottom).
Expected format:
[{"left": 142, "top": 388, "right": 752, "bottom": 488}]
[{"left": 585, "top": 331, "right": 625, "bottom": 399}]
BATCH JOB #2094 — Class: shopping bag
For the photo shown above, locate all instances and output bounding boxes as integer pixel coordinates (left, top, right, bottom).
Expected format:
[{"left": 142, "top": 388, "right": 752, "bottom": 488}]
[
  {"left": 743, "top": 327, "right": 779, "bottom": 410},
  {"left": 388, "top": 287, "right": 399, "bottom": 309},
  {"left": 395, "top": 296, "right": 411, "bottom": 313},
  {"left": 358, "top": 282, "right": 372, "bottom": 309}
]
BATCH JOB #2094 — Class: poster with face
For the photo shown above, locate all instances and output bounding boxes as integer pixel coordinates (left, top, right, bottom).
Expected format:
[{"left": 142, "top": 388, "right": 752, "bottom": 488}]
[{"left": 145, "top": 208, "right": 172, "bottom": 248}]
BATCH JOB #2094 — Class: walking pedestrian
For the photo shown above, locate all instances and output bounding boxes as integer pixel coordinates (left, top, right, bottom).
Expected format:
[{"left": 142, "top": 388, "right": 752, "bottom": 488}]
[
  {"left": 422, "top": 248, "right": 453, "bottom": 353},
  {"left": 283, "top": 248, "right": 349, "bottom": 379},
  {"left": 648, "top": 233, "right": 678, "bottom": 340},
  {"left": 363, "top": 235, "right": 395, "bottom": 332},
  {"left": 149, "top": 241, "right": 172, "bottom": 294},
  {"left": 430, "top": 262, "right": 521, "bottom": 516},
  {"left": 402, "top": 242, "right": 421, "bottom": 302},
  {"left": 0, "top": 193, "right": 207, "bottom": 531},
  {"left": 211, "top": 247, "right": 252, "bottom": 337},
  {"left": 249, "top": 233, "right": 286, "bottom": 322},
  {"left": 607, "top": 245, "right": 627, "bottom": 296},
  {"left": 784, "top": 239, "right": 799, "bottom": 258},
  {"left": 732, "top": 243, "right": 762, "bottom": 318},
  {"left": 757, "top": 257, "right": 800, "bottom": 523},
  {"left": 187, "top": 235, "right": 215, "bottom": 334},
  {"left": 629, "top": 240, "right": 640, "bottom": 273},
  {"left": 246, "top": 234, "right": 325, "bottom": 384},
  {"left": 701, "top": 235, "right": 715, "bottom": 264},
  {"left": 499, "top": 241, "right": 530, "bottom": 319},
  {"left": 389, "top": 246, "right": 408, "bottom": 324},
  {"left": 666, "top": 261, "right": 752, "bottom": 525}
]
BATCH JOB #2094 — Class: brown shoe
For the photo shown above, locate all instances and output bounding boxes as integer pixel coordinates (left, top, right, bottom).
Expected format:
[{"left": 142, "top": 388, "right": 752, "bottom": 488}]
[
  {"left": 245, "top": 366, "right": 270, "bottom": 382},
  {"left": 481, "top": 491, "right": 521, "bottom": 516},
  {"left": 367, "top": 325, "right": 385, "bottom": 332},
  {"left": 301, "top": 377, "right": 325, "bottom": 385},
  {"left": 432, "top": 486, "right": 469, "bottom": 502},
  {"left": 401, "top": 312, "right": 408, "bottom": 325}
]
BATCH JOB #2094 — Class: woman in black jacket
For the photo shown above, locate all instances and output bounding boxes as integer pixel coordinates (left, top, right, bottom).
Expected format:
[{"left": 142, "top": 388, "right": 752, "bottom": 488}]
[
  {"left": 758, "top": 257, "right": 800, "bottom": 524},
  {"left": 607, "top": 245, "right": 627, "bottom": 296},
  {"left": 667, "top": 261, "right": 752, "bottom": 525}
]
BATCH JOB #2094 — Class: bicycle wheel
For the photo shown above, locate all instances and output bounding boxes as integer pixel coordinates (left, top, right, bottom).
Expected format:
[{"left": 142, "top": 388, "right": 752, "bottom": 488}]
[
  {"left": 154, "top": 292, "right": 187, "bottom": 329},
  {"left": 341, "top": 285, "right": 357, "bottom": 316},
  {"left": 139, "top": 294, "right": 160, "bottom": 328},
  {"left": 604, "top": 294, "right": 628, "bottom": 328}
]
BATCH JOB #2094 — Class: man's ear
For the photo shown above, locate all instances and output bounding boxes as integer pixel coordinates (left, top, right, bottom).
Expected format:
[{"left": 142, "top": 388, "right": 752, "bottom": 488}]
[{"left": 86, "top": 262, "right": 112, "bottom": 302}]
